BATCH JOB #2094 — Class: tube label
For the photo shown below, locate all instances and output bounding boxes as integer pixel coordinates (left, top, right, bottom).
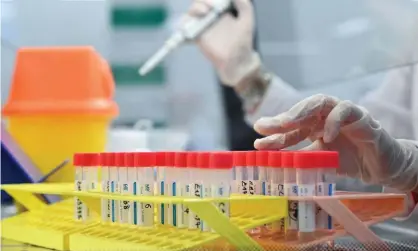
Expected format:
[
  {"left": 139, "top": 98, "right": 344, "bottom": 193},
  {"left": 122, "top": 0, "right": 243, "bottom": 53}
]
[
  {"left": 201, "top": 184, "right": 212, "bottom": 232},
  {"left": 298, "top": 184, "right": 316, "bottom": 232},
  {"left": 139, "top": 182, "right": 154, "bottom": 226},
  {"left": 179, "top": 183, "right": 190, "bottom": 228},
  {"left": 111, "top": 181, "right": 120, "bottom": 223},
  {"left": 284, "top": 183, "right": 298, "bottom": 230},
  {"left": 189, "top": 183, "right": 202, "bottom": 229},
  {"left": 101, "top": 180, "right": 111, "bottom": 222},
  {"left": 74, "top": 179, "right": 89, "bottom": 221},
  {"left": 316, "top": 182, "right": 335, "bottom": 229},
  {"left": 120, "top": 182, "right": 132, "bottom": 224}
]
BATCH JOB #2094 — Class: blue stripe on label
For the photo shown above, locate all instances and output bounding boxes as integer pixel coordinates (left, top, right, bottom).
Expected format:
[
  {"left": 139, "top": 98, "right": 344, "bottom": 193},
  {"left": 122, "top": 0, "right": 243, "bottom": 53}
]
[
  {"left": 160, "top": 181, "right": 164, "bottom": 224},
  {"left": 172, "top": 182, "right": 177, "bottom": 227},
  {"left": 111, "top": 181, "right": 115, "bottom": 222},
  {"left": 328, "top": 183, "right": 333, "bottom": 229},
  {"left": 200, "top": 185, "right": 203, "bottom": 231},
  {"left": 262, "top": 182, "right": 266, "bottom": 195},
  {"left": 133, "top": 182, "right": 137, "bottom": 225}
]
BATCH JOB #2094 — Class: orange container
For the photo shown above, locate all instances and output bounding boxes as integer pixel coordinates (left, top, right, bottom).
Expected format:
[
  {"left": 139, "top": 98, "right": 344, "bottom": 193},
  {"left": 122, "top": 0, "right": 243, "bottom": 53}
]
[{"left": 2, "top": 46, "right": 118, "bottom": 183}]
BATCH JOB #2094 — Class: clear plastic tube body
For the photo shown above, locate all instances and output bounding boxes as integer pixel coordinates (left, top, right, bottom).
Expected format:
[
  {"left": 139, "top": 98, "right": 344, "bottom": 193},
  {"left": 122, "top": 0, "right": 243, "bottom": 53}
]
[
  {"left": 283, "top": 152, "right": 298, "bottom": 238},
  {"left": 109, "top": 162, "right": 119, "bottom": 223},
  {"left": 74, "top": 164, "right": 88, "bottom": 221},
  {"left": 189, "top": 167, "right": 202, "bottom": 230},
  {"left": 174, "top": 152, "right": 188, "bottom": 228},
  {"left": 156, "top": 152, "right": 167, "bottom": 225},
  {"left": 138, "top": 166, "right": 154, "bottom": 227},
  {"left": 201, "top": 166, "right": 212, "bottom": 232},
  {"left": 296, "top": 168, "right": 317, "bottom": 239},
  {"left": 316, "top": 168, "right": 337, "bottom": 230},
  {"left": 119, "top": 165, "right": 130, "bottom": 224},
  {"left": 157, "top": 165, "right": 166, "bottom": 224},
  {"left": 180, "top": 166, "right": 190, "bottom": 228},
  {"left": 101, "top": 164, "right": 111, "bottom": 223}
]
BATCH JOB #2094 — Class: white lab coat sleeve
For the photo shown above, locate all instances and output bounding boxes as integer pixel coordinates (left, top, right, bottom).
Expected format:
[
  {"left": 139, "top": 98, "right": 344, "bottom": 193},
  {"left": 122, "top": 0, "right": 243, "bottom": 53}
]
[
  {"left": 357, "top": 66, "right": 416, "bottom": 139},
  {"left": 245, "top": 75, "right": 304, "bottom": 125}
]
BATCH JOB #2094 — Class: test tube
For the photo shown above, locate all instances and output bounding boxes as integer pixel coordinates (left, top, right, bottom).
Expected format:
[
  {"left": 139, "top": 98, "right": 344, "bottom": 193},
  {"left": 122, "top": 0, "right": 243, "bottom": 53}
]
[
  {"left": 294, "top": 151, "right": 317, "bottom": 241},
  {"left": 256, "top": 151, "right": 270, "bottom": 196},
  {"left": 118, "top": 152, "right": 131, "bottom": 224},
  {"left": 109, "top": 152, "right": 119, "bottom": 223},
  {"left": 246, "top": 151, "right": 259, "bottom": 195},
  {"left": 165, "top": 152, "right": 176, "bottom": 226},
  {"left": 121, "top": 153, "right": 136, "bottom": 225},
  {"left": 74, "top": 153, "right": 88, "bottom": 221},
  {"left": 174, "top": 152, "right": 189, "bottom": 228},
  {"left": 233, "top": 151, "right": 247, "bottom": 194},
  {"left": 282, "top": 151, "right": 298, "bottom": 239},
  {"left": 198, "top": 152, "right": 211, "bottom": 232},
  {"left": 188, "top": 152, "right": 201, "bottom": 230},
  {"left": 209, "top": 152, "right": 233, "bottom": 232},
  {"left": 136, "top": 152, "right": 155, "bottom": 227},
  {"left": 100, "top": 153, "right": 111, "bottom": 223},
  {"left": 268, "top": 151, "right": 285, "bottom": 234},
  {"left": 85, "top": 153, "right": 99, "bottom": 192},
  {"left": 156, "top": 152, "right": 167, "bottom": 225},
  {"left": 316, "top": 151, "right": 338, "bottom": 231}
]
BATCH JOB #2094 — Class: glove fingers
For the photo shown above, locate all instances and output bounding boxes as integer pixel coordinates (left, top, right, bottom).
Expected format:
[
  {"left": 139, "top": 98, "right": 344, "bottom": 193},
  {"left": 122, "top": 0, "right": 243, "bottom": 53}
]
[
  {"left": 188, "top": 0, "right": 213, "bottom": 17},
  {"left": 254, "top": 94, "right": 338, "bottom": 136},
  {"left": 254, "top": 128, "right": 311, "bottom": 150},
  {"left": 233, "top": 0, "right": 254, "bottom": 27},
  {"left": 300, "top": 139, "right": 328, "bottom": 151},
  {"left": 323, "top": 100, "right": 362, "bottom": 143}
]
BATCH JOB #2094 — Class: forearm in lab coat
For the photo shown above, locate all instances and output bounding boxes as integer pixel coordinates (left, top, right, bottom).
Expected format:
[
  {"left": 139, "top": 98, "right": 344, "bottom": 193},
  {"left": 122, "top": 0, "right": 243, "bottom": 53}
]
[{"left": 244, "top": 75, "right": 304, "bottom": 125}]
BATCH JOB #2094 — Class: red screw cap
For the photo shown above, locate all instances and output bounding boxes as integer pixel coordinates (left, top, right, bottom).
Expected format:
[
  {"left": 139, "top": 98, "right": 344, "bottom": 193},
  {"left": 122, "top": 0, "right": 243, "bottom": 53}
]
[
  {"left": 155, "top": 152, "right": 166, "bottom": 166},
  {"left": 187, "top": 152, "right": 198, "bottom": 167},
  {"left": 246, "top": 151, "right": 257, "bottom": 166},
  {"left": 210, "top": 152, "right": 233, "bottom": 169},
  {"left": 115, "top": 152, "right": 127, "bottom": 167},
  {"left": 281, "top": 151, "right": 294, "bottom": 168},
  {"left": 175, "top": 152, "right": 188, "bottom": 168},
  {"left": 197, "top": 152, "right": 210, "bottom": 168},
  {"left": 125, "top": 152, "right": 135, "bottom": 167},
  {"left": 268, "top": 151, "right": 282, "bottom": 168},
  {"left": 233, "top": 151, "right": 247, "bottom": 166},
  {"left": 73, "top": 153, "right": 83, "bottom": 166},
  {"left": 165, "top": 152, "right": 175, "bottom": 167},
  {"left": 135, "top": 152, "right": 155, "bottom": 167},
  {"left": 256, "top": 151, "right": 269, "bottom": 166}
]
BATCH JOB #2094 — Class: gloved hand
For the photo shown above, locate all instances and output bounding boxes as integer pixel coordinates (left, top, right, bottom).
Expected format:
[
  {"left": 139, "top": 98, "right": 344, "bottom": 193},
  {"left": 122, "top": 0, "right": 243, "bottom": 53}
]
[
  {"left": 253, "top": 94, "right": 418, "bottom": 193},
  {"left": 186, "top": 0, "right": 261, "bottom": 86}
]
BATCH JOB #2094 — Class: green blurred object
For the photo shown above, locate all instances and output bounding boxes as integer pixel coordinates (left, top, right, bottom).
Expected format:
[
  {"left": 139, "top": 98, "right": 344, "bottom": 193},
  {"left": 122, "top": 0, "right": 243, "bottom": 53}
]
[
  {"left": 111, "top": 5, "right": 168, "bottom": 28},
  {"left": 111, "top": 64, "right": 166, "bottom": 85}
]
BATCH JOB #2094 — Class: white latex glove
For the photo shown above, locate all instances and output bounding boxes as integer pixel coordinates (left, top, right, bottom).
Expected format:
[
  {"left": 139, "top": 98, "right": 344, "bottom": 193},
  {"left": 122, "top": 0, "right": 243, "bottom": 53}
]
[
  {"left": 253, "top": 94, "right": 418, "bottom": 193},
  {"left": 186, "top": 0, "right": 261, "bottom": 86}
]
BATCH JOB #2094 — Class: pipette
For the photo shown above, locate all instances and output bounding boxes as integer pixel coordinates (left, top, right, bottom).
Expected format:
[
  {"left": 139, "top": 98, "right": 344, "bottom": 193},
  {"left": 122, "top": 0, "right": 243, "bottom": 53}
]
[{"left": 139, "top": 0, "right": 235, "bottom": 76}]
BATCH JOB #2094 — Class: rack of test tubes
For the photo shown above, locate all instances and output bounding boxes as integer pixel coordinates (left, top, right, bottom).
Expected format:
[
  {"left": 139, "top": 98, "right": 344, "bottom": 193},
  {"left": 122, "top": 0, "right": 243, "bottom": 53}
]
[{"left": 1, "top": 151, "right": 407, "bottom": 251}]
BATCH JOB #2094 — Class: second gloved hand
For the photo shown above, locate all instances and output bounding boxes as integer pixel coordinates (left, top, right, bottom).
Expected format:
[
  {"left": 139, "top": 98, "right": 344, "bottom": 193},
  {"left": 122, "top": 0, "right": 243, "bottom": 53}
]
[
  {"left": 185, "top": 0, "right": 261, "bottom": 86},
  {"left": 253, "top": 94, "right": 418, "bottom": 192}
]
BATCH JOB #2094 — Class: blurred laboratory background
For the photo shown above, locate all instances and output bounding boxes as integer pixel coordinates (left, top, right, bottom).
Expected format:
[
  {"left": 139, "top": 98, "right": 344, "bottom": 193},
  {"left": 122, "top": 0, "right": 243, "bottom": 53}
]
[
  {"left": 2, "top": 0, "right": 417, "bottom": 151},
  {"left": 1, "top": 0, "right": 418, "bottom": 248}
]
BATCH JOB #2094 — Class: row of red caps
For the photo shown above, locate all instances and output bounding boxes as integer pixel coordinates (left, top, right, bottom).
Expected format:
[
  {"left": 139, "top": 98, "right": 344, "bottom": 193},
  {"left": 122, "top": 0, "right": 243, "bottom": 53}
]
[{"left": 73, "top": 151, "right": 339, "bottom": 169}]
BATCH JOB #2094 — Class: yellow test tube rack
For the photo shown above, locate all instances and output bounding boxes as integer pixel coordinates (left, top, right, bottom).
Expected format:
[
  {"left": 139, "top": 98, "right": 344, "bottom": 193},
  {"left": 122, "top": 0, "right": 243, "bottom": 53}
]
[{"left": 1, "top": 183, "right": 407, "bottom": 251}]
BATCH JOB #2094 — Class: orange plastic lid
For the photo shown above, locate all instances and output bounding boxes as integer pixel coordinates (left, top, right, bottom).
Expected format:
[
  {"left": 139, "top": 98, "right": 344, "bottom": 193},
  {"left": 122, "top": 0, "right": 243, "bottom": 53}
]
[{"left": 2, "top": 46, "right": 118, "bottom": 116}]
